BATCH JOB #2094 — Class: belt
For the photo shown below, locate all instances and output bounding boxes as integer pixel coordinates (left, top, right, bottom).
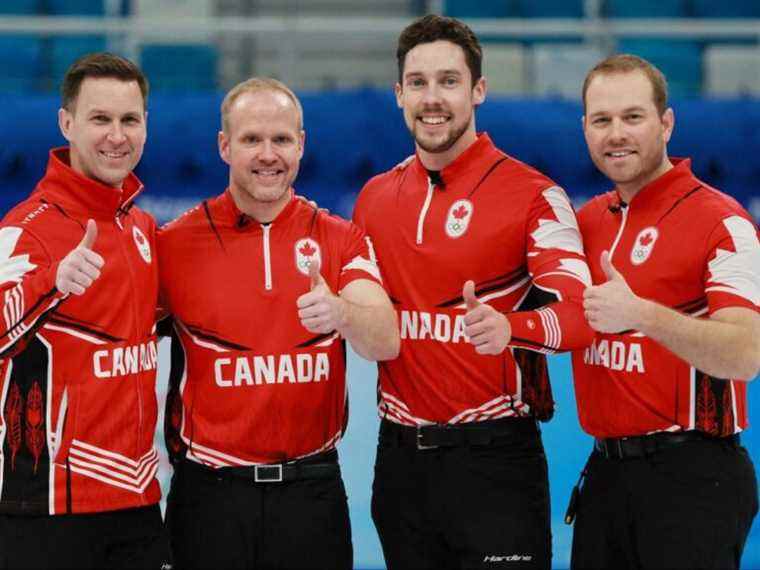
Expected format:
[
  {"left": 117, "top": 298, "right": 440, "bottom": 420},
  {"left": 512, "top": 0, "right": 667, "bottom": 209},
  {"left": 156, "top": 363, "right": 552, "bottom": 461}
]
[
  {"left": 180, "top": 450, "right": 340, "bottom": 483},
  {"left": 380, "top": 417, "right": 539, "bottom": 450},
  {"left": 594, "top": 431, "right": 740, "bottom": 460}
]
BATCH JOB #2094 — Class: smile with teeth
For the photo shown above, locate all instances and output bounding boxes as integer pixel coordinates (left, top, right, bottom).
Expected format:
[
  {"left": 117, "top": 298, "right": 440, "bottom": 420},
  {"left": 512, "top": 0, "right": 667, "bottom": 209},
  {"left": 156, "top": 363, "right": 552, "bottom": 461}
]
[
  {"left": 607, "top": 150, "right": 635, "bottom": 158},
  {"left": 100, "top": 150, "right": 128, "bottom": 159},
  {"left": 419, "top": 116, "right": 448, "bottom": 125},
  {"left": 253, "top": 169, "right": 283, "bottom": 177}
]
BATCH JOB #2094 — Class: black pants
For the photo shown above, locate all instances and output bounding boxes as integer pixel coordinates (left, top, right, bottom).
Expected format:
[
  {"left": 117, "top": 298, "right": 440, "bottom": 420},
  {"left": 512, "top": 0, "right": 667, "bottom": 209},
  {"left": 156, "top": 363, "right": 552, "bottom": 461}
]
[
  {"left": 571, "top": 438, "right": 758, "bottom": 570},
  {"left": 0, "top": 504, "right": 168, "bottom": 569},
  {"left": 371, "top": 418, "right": 551, "bottom": 570},
  {"left": 166, "top": 455, "right": 352, "bottom": 570}
]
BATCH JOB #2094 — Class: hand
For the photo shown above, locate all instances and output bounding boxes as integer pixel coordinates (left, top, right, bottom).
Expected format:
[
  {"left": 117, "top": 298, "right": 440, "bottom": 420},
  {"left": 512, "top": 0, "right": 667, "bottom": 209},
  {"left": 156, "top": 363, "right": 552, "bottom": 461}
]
[
  {"left": 296, "top": 194, "right": 329, "bottom": 214},
  {"left": 297, "top": 259, "right": 346, "bottom": 334},
  {"left": 463, "top": 280, "right": 511, "bottom": 355},
  {"left": 583, "top": 251, "right": 642, "bottom": 333},
  {"left": 55, "top": 219, "right": 104, "bottom": 296}
]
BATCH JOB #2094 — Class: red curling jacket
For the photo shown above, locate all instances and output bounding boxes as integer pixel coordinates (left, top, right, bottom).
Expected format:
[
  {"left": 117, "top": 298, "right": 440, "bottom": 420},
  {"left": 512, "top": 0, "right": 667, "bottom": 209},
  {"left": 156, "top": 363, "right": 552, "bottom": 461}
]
[
  {"left": 0, "top": 148, "right": 160, "bottom": 515},
  {"left": 354, "top": 134, "right": 594, "bottom": 425}
]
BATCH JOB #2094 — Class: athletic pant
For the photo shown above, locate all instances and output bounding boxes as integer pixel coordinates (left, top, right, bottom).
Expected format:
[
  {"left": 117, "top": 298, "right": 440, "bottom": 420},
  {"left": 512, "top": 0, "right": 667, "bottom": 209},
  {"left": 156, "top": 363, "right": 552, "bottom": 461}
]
[
  {"left": 0, "top": 504, "right": 168, "bottom": 569},
  {"left": 371, "top": 418, "right": 551, "bottom": 570},
  {"left": 166, "top": 452, "right": 352, "bottom": 570},
  {"left": 571, "top": 437, "right": 758, "bottom": 569}
]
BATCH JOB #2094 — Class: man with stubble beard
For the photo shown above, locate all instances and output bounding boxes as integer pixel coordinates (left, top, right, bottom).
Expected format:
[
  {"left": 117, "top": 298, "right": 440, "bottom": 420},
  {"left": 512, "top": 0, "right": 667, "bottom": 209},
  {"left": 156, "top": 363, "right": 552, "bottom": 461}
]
[
  {"left": 352, "top": 15, "right": 595, "bottom": 570},
  {"left": 569, "top": 54, "right": 759, "bottom": 570}
]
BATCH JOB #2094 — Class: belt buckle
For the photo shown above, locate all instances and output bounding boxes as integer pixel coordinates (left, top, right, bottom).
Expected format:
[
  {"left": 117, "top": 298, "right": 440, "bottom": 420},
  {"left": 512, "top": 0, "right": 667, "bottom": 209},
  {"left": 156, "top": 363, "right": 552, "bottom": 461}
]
[
  {"left": 416, "top": 426, "right": 438, "bottom": 450},
  {"left": 254, "top": 464, "right": 283, "bottom": 483}
]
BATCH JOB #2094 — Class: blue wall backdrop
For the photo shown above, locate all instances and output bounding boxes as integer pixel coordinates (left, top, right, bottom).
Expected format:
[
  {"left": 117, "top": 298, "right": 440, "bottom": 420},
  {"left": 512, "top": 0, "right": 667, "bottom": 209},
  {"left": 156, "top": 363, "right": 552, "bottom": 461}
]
[
  {"left": 3, "top": 90, "right": 760, "bottom": 569},
  {"left": 3, "top": 91, "right": 760, "bottom": 223}
]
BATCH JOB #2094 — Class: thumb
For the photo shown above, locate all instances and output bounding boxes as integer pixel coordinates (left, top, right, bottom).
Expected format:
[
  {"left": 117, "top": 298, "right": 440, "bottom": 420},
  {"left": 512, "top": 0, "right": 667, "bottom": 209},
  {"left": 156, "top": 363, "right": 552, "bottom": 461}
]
[
  {"left": 79, "top": 219, "right": 97, "bottom": 250},
  {"left": 308, "top": 259, "right": 324, "bottom": 290},
  {"left": 463, "top": 280, "right": 480, "bottom": 310},
  {"left": 600, "top": 251, "right": 622, "bottom": 282}
]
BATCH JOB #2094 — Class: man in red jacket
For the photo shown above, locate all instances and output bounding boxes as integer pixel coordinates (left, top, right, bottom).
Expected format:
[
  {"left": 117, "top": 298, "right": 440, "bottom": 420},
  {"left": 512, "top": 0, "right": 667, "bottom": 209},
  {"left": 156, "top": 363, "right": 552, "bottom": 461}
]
[
  {"left": 353, "top": 14, "right": 594, "bottom": 570},
  {"left": 159, "top": 77, "right": 398, "bottom": 569},
  {"left": 570, "top": 54, "right": 759, "bottom": 570},
  {"left": 0, "top": 53, "right": 167, "bottom": 569}
]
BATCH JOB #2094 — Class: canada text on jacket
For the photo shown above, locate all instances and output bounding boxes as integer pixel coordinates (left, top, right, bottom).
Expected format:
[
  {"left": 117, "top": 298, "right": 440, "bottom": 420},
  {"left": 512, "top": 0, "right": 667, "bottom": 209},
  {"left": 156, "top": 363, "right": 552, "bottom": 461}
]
[
  {"left": 93, "top": 340, "right": 158, "bottom": 378},
  {"left": 583, "top": 338, "right": 645, "bottom": 373},
  {"left": 400, "top": 310, "right": 468, "bottom": 344},
  {"left": 214, "top": 352, "right": 330, "bottom": 387}
]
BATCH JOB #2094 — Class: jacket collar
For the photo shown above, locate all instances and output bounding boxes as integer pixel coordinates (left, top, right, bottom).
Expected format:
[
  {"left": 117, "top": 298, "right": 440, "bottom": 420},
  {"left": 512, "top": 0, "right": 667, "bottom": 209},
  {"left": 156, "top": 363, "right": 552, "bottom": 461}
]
[
  {"left": 34, "top": 147, "right": 145, "bottom": 219},
  {"left": 612, "top": 158, "right": 700, "bottom": 212},
  {"left": 218, "top": 188, "right": 300, "bottom": 229},
  {"left": 411, "top": 133, "right": 503, "bottom": 185}
]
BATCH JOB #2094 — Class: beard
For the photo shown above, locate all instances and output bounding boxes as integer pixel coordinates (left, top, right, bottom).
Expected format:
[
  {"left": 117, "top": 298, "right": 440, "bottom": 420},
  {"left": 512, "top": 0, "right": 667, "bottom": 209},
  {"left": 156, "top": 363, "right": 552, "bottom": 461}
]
[{"left": 410, "top": 109, "right": 472, "bottom": 155}]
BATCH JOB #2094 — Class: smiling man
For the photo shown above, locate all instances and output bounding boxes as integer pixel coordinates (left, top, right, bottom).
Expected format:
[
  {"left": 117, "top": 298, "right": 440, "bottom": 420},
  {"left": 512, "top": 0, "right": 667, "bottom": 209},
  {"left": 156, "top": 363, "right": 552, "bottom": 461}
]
[
  {"left": 570, "top": 54, "right": 760, "bottom": 570},
  {"left": 352, "top": 15, "right": 594, "bottom": 570},
  {"left": 158, "top": 77, "right": 398, "bottom": 569},
  {"left": 0, "top": 53, "right": 166, "bottom": 568}
]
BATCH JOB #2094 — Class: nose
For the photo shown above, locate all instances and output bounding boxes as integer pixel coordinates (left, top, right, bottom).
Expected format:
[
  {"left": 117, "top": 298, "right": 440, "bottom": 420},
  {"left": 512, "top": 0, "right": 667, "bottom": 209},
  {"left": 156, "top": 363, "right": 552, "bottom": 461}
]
[
  {"left": 420, "top": 83, "right": 443, "bottom": 106},
  {"left": 608, "top": 118, "right": 627, "bottom": 143},
  {"left": 258, "top": 140, "right": 277, "bottom": 162},
  {"left": 107, "top": 121, "right": 126, "bottom": 145}
]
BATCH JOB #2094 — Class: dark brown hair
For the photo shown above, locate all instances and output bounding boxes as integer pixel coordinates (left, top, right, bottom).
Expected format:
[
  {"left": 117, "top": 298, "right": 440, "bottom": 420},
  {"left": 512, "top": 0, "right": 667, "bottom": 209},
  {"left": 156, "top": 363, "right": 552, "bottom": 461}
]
[
  {"left": 397, "top": 14, "right": 483, "bottom": 86},
  {"left": 61, "top": 52, "right": 149, "bottom": 112},
  {"left": 583, "top": 54, "right": 668, "bottom": 115}
]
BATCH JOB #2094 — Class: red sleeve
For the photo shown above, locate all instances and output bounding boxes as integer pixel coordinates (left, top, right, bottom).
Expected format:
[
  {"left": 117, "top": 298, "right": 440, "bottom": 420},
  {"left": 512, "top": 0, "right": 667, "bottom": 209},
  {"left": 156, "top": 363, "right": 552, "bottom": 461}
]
[
  {"left": 337, "top": 221, "right": 382, "bottom": 292},
  {"left": 0, "top": 225, "right": 65, "bottom": 356},
  {"left": 351, "top": 182, "right": 372, "bottom": 232},
  {"left": 506, "top": 186, "right": 594, "bottom": 352},
  {"left": 703, "top": 214, "right": 760, "bottom": 314}
]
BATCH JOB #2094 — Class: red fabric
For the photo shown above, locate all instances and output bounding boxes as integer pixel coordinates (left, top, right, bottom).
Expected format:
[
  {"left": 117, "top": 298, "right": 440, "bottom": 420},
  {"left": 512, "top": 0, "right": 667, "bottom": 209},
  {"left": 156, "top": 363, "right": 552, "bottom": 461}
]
[
  {"left": 0, "top": 148, "right": 160, "bottom": 514},
  {"left": 158, "top": 191, "right": 381, "bottom": 466},
  {"left": 573, "top": 159, "right": 758, "bottom": 438},
  {"left": 353, "top": 133, "right": 593, "bottom": 425}
]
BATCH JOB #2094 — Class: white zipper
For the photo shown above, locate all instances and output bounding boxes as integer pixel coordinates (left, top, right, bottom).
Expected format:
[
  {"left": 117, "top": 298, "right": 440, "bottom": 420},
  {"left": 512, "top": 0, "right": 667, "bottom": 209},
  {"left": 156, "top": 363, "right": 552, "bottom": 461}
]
[
  {"left": 262, "top": 224, "right": 273, "bottom": 290},
  {"left": 608, "top": 205, "right": 629, "bottom": 259},
  {"left": 416, "top": 177, "right": 435, "bottom": 245}
]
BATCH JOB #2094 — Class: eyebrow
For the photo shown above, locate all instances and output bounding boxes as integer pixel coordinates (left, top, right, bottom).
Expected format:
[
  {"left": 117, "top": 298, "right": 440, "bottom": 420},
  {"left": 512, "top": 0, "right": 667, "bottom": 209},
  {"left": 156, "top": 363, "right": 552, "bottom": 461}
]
[
  {"left": 588, "top": 105, "right": 647, "bottom": 118},
  {"left": 239, "top": 131, "right": 295, "bottom": 139},
  {"left": 404, "top": 69, "right": 463, "bottom": 79},
  {"left": 87, "top": 109, "right": 143, "bottom": 118}
]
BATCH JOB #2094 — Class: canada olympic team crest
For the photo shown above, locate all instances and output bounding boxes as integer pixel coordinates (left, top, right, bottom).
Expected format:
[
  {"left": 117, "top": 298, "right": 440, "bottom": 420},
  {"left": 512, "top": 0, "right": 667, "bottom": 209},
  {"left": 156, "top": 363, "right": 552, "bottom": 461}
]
[
  {"left": 445, "top": 199, "right": 473, "bottom": 239},
  {"left": 630, "top": 227, "right": 658, "bottom": 265},
  {"left": 132, "top": 226, "right": 152, "bottom": 264},
  {"left": 294, "top": 238, "right": 322, "bottom": 275}
]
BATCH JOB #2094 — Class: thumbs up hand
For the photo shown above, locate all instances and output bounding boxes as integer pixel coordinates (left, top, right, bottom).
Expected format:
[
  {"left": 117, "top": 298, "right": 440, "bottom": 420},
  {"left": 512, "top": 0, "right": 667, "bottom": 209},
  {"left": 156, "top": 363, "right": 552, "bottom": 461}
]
[
  {"left": 583, "top": 251, "right": 640, "bottom": 333},
  {"left": 309, "top": 258, "right": 326, "bottom": 291},
  {"left": 463, "top": 280, "right": 511, "bottom": 355},
  {"left": 297, "top": 259, "right": 347, "bottom": 334},
  {"left": 600, "top": 250, "right": 625, "bottom": 283},
  {"left": 56, "top": 219, "right": 105, "bottom": 296}
]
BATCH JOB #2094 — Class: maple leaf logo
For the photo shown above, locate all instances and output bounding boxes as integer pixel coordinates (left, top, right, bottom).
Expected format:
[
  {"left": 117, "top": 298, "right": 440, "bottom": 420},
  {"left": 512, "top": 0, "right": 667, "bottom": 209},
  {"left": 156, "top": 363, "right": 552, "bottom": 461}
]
[
  {"left": 639, "top": 232, "right": 653, "bottom": 246},
  {"left": 452, "top": 205, "right": 469, "bottom": 220},
  {"left": 135, "top": 231, "right": 145, "bottom": 245},
  {"left": 299, "top": 241, "right": 316, "bottom": 257}
]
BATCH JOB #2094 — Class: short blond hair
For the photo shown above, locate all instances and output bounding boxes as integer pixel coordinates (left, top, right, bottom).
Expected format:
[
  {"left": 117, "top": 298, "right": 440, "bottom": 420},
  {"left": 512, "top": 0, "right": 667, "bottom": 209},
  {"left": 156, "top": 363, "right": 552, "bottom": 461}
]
[{"left": 220, "top": 77, "right": 303, "bottom": 133}]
